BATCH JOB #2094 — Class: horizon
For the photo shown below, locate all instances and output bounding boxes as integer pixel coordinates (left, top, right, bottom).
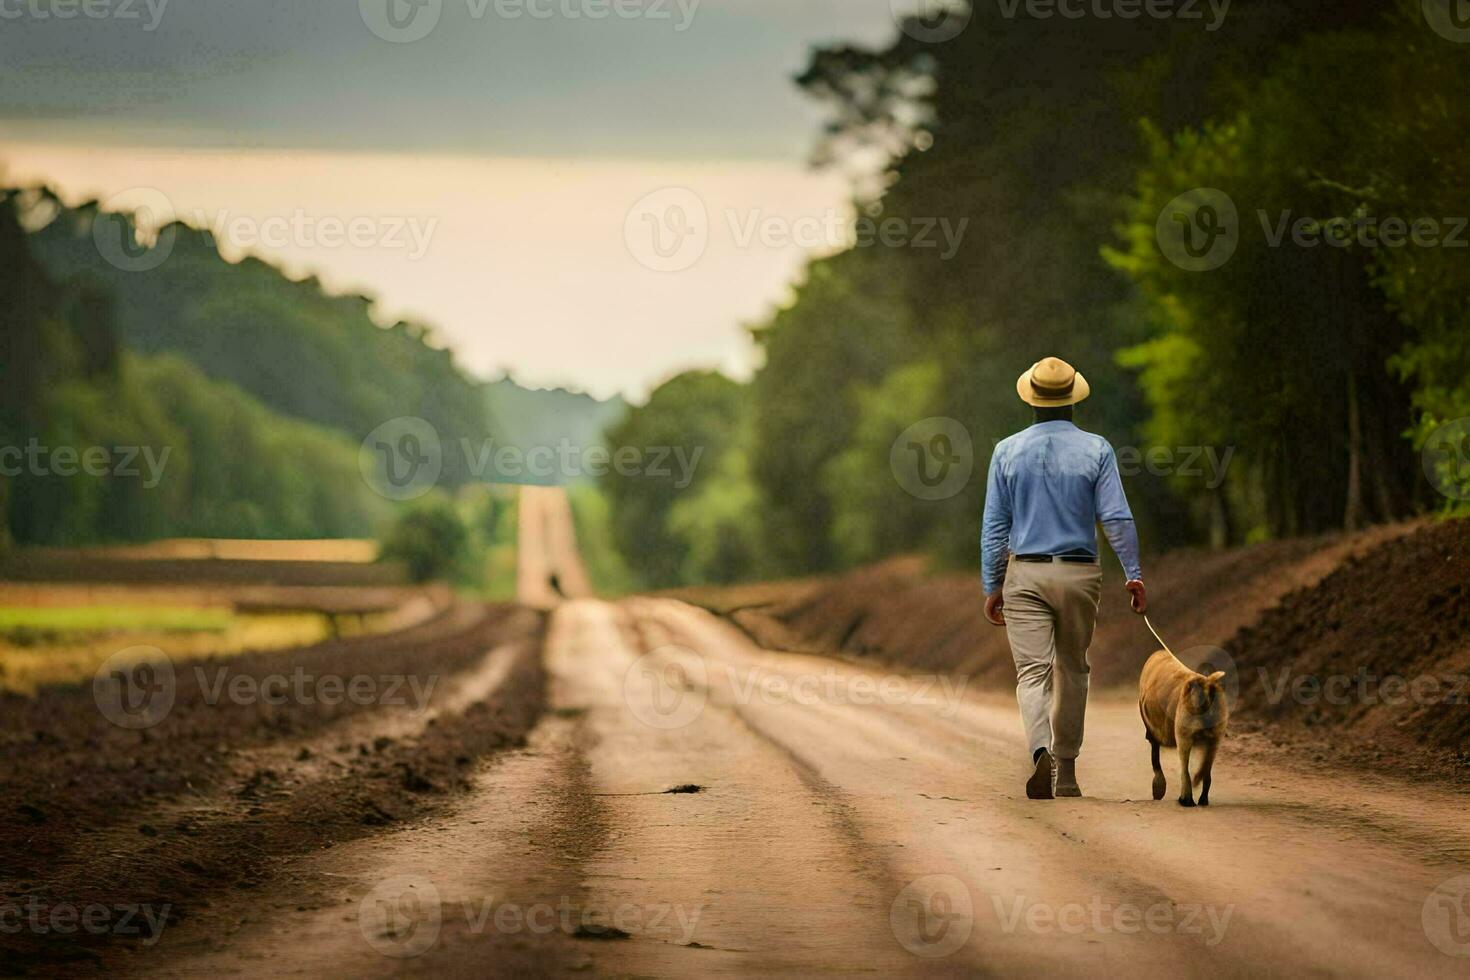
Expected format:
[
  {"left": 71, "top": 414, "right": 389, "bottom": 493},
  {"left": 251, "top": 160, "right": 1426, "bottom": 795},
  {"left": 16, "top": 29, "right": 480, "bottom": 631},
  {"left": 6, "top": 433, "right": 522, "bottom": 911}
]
[{"left": 1, "top": 0, "right": 912, "bottom": 400}]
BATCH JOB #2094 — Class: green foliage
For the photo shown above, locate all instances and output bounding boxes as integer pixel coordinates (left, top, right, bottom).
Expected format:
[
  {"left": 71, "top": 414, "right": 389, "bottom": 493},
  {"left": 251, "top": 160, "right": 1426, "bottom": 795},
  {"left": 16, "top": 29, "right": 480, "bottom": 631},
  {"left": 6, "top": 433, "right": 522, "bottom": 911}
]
[
  {"left": 145, "top": 354, "right": 392, "bottom": 537},
  {"left": 710, "top": 0, "right": 1454, "bottom": 582},
  {"left": 25, "top": 198, "right": 489, "bottom": 486},
  {"left": 379, "top": 499, "right": 470, "bottom": 584},
  {"left": 821, "top": 361, "right": 951, "bottom": 567},
  {"left": 599, "top": 371, "right": 750, "bottom": 588},
  {"left": 1349, "top": 13, "right": 1470, "bottom": 463},
  {"left": 458, "top": 485, "right": 520, "bottom": 599},
  {"left": 566, "top": 483, "right": 640, "bottom": 595},
  {"left": 754, "top": 5, "right": 1321, "bottom": 568},
  {"left": 0, "top": 190, "right": 393, "bottom": 547},
  {"left": 19, "top": 352, "right": 390, "bottom": 545},
  {"left": 1108, "top": 17, "right": 1457, "bottom": 536},
  {"left": 749, "top": 249, "right": 915, "bottom": 573},
  {"left": 667, "top": 433, "right": 766, "bottom": 586}
]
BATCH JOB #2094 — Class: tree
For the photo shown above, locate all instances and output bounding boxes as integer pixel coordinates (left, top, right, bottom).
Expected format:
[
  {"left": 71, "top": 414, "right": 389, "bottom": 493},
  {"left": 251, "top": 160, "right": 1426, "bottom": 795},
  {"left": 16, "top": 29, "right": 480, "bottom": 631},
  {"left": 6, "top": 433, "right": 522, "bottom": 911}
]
[
  {"left": 26, "top": 198, "right": 491, "bottom": 487},
  {"left": 822, "top": 361, "right": 950, "bottom": 567},
  {"left": 667, "top": 428, "right": 766, "bottom": 585},
  {"left": 0, "top": 190, "right": 394, "bottom": 546},
  {"left": 600, "top": 371, "right": 746, "bottom": 588},
  {"left": 749, "top": 248, "right": 915, "bottom": 572},
  {"left": 380, "top": 500, "right": 469, "bottom": 583},
  {"left": 1107, "top": 17, "right": 1454, "bottom": 537}
]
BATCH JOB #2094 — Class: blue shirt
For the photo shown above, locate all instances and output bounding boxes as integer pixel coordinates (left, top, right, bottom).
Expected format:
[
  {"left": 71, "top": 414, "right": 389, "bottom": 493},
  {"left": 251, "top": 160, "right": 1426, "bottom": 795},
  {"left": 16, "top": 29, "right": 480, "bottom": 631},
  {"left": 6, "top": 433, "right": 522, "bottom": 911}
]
[{"left": 981, "top": 421, "right": 1142, "bottom": 595}]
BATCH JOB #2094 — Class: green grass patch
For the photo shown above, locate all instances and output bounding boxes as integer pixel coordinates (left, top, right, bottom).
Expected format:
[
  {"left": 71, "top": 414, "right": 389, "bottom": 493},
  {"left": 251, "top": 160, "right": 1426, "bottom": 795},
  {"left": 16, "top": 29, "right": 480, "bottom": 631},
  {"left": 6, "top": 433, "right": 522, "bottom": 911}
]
[
  {"left": 481, "top": 487, "right": 520, "bottom": 601},
  {"left": 0, "top": 606, "right": 233, "bottom": 645}
]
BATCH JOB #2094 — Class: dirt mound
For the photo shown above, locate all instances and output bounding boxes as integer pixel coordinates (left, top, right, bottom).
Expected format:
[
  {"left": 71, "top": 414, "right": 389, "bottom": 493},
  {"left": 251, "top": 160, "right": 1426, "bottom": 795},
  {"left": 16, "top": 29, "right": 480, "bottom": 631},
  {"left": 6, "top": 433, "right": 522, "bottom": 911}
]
[
  {"left": 0, "top": 602, "right": 546, "bottom": 974},
  {"left": 682, "top": 519, "right": 1468, "bottom": 783},
  {"left": 1229, "top": 519, "right": 1470, "bottom": 775},
  {"left": 713, "top": 523, "right": 1415, "bottom": 690}
]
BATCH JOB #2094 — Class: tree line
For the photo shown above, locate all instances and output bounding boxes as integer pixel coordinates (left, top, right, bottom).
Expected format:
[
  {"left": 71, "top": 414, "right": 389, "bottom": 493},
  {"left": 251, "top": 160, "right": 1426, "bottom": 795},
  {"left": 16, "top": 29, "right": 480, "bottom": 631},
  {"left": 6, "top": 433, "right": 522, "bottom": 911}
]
[
  {"left": 0, "top": 189, "right": 492, "bottom": 549},
  {"left": 25, "top": 189, "right": 488, "bottom": 488},
  {"left": 602, "top": 0, "right": 1469, "bottom": 588}
]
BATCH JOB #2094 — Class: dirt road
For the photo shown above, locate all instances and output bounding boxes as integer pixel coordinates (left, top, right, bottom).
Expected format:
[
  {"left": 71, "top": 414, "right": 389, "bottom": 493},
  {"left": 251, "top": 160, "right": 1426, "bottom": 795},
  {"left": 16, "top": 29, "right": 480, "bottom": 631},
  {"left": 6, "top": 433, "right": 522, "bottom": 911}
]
[
  {"left": 127, "top": 487, "right": 1470, "bottom": 978},
  {"left": 516, "top": 485, "right": 593, "bottom": 609}
]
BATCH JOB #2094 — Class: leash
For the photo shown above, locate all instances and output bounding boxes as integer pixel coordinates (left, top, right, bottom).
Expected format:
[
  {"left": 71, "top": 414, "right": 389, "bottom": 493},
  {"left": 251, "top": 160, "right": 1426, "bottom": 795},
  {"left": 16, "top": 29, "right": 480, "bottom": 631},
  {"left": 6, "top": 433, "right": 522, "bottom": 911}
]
[{"left": 1143, "top": 613, "right": 1175, "bottom": 656}]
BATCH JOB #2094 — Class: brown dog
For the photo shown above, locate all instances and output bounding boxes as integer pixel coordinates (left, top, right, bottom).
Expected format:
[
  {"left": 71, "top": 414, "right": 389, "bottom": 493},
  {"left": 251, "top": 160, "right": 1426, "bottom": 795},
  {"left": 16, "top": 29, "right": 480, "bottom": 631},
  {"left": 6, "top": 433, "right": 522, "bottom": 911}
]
[{"left": 1138, "top": 649, "right": 1229, "bottom": 807}]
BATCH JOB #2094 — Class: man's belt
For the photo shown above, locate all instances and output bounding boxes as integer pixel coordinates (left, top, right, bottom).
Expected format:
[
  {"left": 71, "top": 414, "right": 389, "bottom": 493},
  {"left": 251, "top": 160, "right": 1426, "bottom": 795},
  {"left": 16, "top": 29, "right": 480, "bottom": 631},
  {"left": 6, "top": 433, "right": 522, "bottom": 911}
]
[{"left": 1014, "top": 553, "right": 1098, "bottom": 564}]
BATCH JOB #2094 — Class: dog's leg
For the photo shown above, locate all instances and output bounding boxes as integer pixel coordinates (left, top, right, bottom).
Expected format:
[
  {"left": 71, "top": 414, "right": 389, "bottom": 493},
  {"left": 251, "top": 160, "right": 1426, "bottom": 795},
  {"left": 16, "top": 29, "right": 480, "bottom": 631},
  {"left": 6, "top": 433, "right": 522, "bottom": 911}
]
[
  {"left": 1194, "top": 740, "right": 1217, "bottom": 806},
  {"left": 1176, "top": 734, "right": 1195, "bottom": 807},
  {"left": 1148, "top": 734, "right": 1166, "bottom": 800}
]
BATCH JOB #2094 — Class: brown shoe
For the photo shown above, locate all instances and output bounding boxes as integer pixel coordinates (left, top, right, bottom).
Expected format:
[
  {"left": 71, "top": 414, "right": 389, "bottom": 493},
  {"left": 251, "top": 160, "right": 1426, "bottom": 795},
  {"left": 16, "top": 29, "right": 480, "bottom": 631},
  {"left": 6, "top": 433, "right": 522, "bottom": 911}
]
[
  {"left": 1027, "top": 750, "right": 1055, "bottom": 800},
  {"left": 1054, "top": 757, "right": 1082, "bottom": 797}
]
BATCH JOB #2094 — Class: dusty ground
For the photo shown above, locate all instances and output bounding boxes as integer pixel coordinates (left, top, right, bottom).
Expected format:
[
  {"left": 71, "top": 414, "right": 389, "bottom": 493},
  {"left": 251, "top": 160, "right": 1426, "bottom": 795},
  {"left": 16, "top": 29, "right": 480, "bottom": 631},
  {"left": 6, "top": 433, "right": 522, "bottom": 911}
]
[
  {"left": 667, "top": 521, "right": 1470, "bottom": 786},
  {"left": 4, "top": 498, "right": 1468, "bottom": 977},
  {"left": 0, "top": 600, "right": 545, "bottom": 974},
  {"left": 108, "top": 594, "right": 1470, "bottom": 979}
]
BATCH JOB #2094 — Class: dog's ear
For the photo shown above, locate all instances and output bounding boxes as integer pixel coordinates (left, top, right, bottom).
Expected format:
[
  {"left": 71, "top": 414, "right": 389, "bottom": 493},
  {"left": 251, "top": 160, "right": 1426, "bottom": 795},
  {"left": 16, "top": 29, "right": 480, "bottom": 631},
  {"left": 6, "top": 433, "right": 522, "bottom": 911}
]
[{"left": 1206, "top": 671, "right": 1226, "bottom": 684}]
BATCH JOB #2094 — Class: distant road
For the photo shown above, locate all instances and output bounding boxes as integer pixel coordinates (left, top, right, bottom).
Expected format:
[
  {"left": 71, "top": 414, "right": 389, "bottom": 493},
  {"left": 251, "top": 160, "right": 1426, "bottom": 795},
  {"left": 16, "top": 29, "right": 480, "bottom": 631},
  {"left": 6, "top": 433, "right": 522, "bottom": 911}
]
[{"left": 516, "top": 485, "right": 594, "bottom": 609}]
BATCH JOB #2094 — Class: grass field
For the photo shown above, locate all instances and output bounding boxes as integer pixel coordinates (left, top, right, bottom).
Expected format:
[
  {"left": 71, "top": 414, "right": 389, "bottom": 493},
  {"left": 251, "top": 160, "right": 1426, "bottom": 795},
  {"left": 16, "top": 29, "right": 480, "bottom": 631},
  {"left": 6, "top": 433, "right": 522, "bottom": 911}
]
[
  {"left": 0, "top": 603, "right": 398, "bottom": 695},
  {"left": 0, "top": 605, "right": 235, "bottom": 643},
  {"left": 0, "top": 538, "right": 447, "bottom": 694}
]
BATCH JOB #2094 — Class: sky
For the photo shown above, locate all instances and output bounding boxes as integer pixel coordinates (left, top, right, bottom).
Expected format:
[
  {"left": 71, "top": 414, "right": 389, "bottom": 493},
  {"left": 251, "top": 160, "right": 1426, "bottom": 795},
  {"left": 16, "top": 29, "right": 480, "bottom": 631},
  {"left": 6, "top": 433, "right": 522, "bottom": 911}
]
[{"left": 1, "top": 0, "right": 918, "bottom": 400}]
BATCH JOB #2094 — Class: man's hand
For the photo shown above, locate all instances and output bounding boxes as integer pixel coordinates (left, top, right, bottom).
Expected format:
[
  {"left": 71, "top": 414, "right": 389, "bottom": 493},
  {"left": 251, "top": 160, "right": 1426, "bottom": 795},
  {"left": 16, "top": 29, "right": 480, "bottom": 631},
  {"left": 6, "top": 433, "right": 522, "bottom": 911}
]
[
  {"left": 984, "top": 592, "right": 1006, "bottom": 626},
  {"left": 1126, "top": 579, "right": 1147, "bottom": 615}
]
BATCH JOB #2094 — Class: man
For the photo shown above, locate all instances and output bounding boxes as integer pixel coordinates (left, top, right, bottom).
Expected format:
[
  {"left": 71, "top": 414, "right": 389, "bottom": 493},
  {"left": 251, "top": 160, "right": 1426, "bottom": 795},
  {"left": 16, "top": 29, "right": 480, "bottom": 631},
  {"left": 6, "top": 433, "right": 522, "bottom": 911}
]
[{"left": 981, "top": 356, "right": 1146, "bottom": 800}]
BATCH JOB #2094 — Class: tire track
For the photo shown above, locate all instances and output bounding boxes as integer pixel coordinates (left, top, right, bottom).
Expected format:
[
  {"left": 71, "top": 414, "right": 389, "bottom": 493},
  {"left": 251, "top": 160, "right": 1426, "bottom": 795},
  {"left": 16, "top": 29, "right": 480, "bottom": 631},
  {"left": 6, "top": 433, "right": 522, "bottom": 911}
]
[
  {"left": 635, "top": 597, "right": 1470, "bottom": 978},
  {"left": 546, "top": 599, "right": 931, "bottom": 977}
]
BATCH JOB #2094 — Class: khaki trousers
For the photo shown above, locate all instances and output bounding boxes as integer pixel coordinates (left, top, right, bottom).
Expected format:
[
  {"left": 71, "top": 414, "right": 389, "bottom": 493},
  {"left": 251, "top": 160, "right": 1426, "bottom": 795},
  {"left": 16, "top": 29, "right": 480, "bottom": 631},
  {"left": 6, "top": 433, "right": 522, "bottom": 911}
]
[{"left": 1002, "top": 557, "right": 1103, "bottom": 760}]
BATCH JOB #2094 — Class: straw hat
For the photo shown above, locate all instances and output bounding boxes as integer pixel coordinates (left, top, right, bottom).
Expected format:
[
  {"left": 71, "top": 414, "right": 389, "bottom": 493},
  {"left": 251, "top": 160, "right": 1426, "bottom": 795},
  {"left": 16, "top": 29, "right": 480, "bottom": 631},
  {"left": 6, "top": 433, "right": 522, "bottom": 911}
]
[{"left": 1016, "top": 356, "right": 1090, "bottom": 407}]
